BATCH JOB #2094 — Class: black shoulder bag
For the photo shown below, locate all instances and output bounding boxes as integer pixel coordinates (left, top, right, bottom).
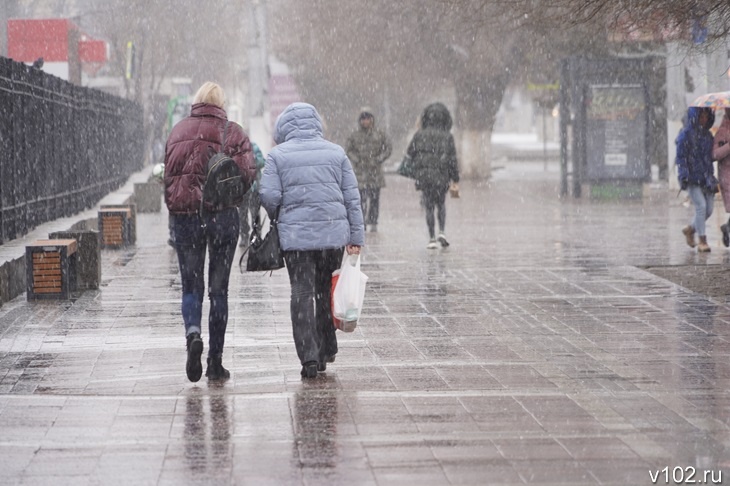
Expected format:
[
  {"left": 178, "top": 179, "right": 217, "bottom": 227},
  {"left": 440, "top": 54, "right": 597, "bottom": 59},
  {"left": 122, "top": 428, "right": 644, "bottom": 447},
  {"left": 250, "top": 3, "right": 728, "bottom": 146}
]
[{"left": 239, "top": 207, "right": 285, "bottom": 272}]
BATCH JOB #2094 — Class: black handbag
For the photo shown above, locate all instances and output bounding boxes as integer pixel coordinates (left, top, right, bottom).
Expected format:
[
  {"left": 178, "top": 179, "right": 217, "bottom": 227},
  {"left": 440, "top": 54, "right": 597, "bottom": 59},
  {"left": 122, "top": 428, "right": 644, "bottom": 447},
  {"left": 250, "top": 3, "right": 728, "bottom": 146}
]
[
  {"left": 397, "top": 154, "right": 417, "bottom": 179},
  {"left": 240, "top": 208, "right": 285, "bottom": 272}
]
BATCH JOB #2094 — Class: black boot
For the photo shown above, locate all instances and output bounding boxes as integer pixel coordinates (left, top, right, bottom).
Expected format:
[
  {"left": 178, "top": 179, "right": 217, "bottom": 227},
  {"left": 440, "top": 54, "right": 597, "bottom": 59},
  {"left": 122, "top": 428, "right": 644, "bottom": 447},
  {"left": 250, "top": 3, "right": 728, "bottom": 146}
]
[
  {"left": 205, "top": 356, "right": 230, "bottom": 381},
  {"left": 317, "top": 354, "right": 337, "bottom": 372},
  {"left": 722, "top": 222, "right": 730, "bottom": 248},
  {"left": 186, "top": 333, "right": 203, "bottom": 383},
  {"left": 301, "top": 361, "right": 318, "bottom": 379}
]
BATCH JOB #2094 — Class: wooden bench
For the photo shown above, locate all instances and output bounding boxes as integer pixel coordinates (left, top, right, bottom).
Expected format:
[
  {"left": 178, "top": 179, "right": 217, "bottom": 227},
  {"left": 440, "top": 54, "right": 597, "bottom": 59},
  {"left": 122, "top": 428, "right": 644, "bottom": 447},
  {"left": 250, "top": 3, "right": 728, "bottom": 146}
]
[
  {"left": 49, "top": 230, "right": 101, "bottom": 290},
  {"left": 26, "top": 239, "right": 77, "bottom": 300},
  {"left": 98, "top": 206, "right": 133, "bottom": 248}
]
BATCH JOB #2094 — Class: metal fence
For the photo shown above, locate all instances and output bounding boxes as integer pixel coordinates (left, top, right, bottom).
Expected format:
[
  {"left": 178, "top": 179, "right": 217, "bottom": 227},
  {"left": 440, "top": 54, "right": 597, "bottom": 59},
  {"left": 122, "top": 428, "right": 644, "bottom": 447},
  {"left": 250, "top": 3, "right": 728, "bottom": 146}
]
[{"left": 0, "top": 57, "right": 144, "bottom": 244}]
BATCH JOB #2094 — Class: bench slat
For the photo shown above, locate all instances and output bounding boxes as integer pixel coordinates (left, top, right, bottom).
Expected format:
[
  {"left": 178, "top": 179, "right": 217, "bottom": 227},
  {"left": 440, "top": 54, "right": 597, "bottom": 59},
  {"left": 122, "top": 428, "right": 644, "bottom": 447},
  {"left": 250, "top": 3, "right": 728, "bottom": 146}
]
[{"left": 27, "top": 239, "right": 77, "bottom": 255}]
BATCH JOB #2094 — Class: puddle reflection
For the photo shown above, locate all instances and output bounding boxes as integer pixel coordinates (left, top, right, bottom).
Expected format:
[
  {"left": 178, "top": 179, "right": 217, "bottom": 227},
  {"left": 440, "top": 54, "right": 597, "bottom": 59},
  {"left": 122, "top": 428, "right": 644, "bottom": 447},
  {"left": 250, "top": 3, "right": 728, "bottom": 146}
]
[
  {"left": 184, "top": 386, "right": 232, "bottom": 478},
  {"left": 293, "top": 378, "right": 339, "bottom": 469}
]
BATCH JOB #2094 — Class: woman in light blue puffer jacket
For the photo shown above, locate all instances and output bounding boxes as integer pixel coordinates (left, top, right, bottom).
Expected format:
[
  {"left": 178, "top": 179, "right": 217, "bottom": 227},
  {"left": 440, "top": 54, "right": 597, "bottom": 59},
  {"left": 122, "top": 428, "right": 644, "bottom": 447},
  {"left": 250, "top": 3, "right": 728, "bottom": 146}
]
[{"left": 259, "top": 102, "right": 365, "bottom": 378}]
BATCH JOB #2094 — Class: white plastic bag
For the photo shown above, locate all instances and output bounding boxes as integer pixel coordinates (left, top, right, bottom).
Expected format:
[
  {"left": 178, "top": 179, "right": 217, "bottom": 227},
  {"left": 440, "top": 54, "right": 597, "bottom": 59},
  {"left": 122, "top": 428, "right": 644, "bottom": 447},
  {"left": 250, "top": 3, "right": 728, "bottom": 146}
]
[{"left": 332, "top": 253, "right": 368, "bottom": 330}]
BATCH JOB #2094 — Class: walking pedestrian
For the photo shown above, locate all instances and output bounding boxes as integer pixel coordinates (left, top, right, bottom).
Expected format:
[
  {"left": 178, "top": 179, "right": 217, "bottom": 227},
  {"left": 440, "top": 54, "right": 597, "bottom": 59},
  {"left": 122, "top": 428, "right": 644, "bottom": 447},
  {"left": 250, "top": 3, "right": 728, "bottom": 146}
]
[
  {"left": 713, "top": 108, "right": 730, "bottom": 247},
  {"left": 345, "top": 108, "right": 392, "bottom": 233},
  {"left": 259, "top": 102, "right": 364, "bottom": 379},
  {"left": 164, "top": 81, "right": 256, "bottom": 382},
  {"left": 405, "top": 102, "right": 460, "bottom": 249},
  {"left": 239, "top": 142, "right": 266, "bottom": 247},
  {"left": 676, "top": 106, "right": 716, "bottom": 252}
]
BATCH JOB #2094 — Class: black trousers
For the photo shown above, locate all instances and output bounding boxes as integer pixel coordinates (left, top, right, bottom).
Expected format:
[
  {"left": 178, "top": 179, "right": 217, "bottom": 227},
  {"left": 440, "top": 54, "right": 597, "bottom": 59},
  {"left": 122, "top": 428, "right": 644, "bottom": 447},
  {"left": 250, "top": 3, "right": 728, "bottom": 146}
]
[
  {"left": 359, "top": 187, "right": 381, "bottom": 226},
  {"left": 171, "top": 208, "right": 239, "bottom": 358},
  {"left": 283, "top": 248, "right": 343, "bottom": 365},
  {"left": 421, "top": 187, "right": 447, "bottom": 239}
]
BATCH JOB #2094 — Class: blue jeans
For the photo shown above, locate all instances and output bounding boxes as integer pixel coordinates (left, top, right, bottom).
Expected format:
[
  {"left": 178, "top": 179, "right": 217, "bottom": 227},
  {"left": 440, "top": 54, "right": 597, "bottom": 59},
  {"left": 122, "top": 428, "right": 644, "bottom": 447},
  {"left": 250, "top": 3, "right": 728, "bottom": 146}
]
[
  {"left": 687, "top": 185, "right": 714, "bottom": 237},
  {"left": 283, "top": 249, "right": 343, "bottom": 365},
  {"left": 172, "top": 207, "right": 239, "bottom": 358}
]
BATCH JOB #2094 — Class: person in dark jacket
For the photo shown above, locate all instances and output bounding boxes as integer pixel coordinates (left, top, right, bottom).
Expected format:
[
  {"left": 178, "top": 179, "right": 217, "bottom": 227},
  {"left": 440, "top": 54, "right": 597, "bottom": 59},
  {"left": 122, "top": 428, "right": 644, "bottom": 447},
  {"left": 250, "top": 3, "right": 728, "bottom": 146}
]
[
  {"left": 676, "top": 106, "right": 716, "bottom": 252},
  {"left": 406, "top": 102, "right": 460, "bottom": 249},
  {"left": 164, "top": 81, "right": 256, "bottom": 382},
  {"left": 259, "top": 102, "right": 365, "bottom": 379},
  {"left": 345, "top": 108, "right": 392, "bottom": 233}
]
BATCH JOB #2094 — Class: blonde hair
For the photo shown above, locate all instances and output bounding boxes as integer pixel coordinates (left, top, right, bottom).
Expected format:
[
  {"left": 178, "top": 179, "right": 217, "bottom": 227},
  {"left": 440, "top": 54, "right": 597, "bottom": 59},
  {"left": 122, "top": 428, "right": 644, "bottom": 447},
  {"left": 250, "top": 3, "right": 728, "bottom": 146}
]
[{"left": 193, "top": 82, "right": 225, "bottom": 108}]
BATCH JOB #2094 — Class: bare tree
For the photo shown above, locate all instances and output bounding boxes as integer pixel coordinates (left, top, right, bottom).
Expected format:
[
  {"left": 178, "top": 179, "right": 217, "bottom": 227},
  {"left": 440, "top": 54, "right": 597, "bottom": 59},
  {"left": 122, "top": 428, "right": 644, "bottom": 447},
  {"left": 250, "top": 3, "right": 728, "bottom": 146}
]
[
  {"left": 11, "top": 0, "right": 258, "bottom": 164},
  {"left": 450, "top": 0, "right": 730, "bottom": 46},
  {"left": 78, "top": 0, "right": 248, "bottom": 162},
  {"left": 269, "top": 0, "right": 443, "bottom": 149},
  {"left": 269, "top": 0, "right": 606, "bottom": 178}
]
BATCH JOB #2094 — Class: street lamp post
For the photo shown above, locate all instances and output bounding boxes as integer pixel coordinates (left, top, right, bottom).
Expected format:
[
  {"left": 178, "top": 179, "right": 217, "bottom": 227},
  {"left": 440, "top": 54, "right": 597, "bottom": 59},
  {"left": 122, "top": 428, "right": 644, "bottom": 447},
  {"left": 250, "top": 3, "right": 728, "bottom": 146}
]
[{"left": 247, "top": 0, "right": 269, "bottom": 149}]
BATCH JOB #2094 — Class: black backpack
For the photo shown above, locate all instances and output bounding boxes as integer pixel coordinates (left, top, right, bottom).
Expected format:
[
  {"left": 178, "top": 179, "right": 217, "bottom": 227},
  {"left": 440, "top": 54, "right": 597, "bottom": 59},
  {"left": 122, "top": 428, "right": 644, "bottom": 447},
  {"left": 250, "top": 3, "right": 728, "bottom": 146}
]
[{"left": 200, "top": 121, "right": 247, "bottom": 216}]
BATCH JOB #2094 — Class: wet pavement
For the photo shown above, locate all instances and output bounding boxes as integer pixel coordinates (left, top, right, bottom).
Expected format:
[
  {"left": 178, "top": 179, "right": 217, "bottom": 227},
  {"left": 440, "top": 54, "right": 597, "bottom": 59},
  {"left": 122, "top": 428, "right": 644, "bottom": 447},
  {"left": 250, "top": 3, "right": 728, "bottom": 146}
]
[{"left": 2, "top": 160, "right": 730, "bottom": 485}]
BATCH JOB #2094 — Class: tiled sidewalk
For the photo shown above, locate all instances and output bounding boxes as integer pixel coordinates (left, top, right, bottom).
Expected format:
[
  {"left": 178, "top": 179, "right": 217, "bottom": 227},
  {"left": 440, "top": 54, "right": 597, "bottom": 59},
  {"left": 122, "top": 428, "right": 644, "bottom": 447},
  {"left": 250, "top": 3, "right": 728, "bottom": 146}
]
[{"left": 1, "top": 161, "right": 729, "bottom": 485}]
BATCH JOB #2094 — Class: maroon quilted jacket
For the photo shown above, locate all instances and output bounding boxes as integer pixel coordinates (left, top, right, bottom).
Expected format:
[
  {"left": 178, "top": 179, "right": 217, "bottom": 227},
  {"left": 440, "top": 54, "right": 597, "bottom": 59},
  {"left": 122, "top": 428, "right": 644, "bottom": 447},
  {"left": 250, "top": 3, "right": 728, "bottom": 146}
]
[{"left": 164, "top": 103, "right": 255, "bottom": 214}]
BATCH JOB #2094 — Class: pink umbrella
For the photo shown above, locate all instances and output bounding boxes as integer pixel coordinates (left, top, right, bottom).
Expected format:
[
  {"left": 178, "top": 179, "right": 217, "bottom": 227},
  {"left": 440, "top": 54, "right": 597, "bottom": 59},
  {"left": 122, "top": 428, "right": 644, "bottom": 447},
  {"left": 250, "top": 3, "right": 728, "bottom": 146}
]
[{"left": 690, "top": 91, "right": 730, "bottom": 108}]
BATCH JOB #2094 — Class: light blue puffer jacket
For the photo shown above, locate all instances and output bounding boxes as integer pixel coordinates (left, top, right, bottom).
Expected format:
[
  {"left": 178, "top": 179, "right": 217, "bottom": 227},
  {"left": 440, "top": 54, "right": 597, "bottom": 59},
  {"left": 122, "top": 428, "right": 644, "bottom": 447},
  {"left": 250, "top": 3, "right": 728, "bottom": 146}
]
[{"left": 259, "top": 103, "right": 365, "bottom": 251}]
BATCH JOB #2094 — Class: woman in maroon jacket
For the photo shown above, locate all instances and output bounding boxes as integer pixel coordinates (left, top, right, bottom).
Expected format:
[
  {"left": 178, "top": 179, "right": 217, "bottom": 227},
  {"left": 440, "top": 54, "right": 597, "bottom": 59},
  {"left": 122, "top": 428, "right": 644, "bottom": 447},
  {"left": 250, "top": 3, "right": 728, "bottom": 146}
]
[{"left": 164, "top": 82, "right": 255, "bottom": 382}]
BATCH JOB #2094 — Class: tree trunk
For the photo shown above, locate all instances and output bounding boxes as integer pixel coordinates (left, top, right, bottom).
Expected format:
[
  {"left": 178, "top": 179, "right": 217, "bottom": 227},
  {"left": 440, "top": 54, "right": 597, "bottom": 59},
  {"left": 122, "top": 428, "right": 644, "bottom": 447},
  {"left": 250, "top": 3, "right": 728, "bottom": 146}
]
[
  {"left": 457, "top": 129, "right": 492, "bottom": 179},
  {"left": 454, "top": 74, "right": 509, "bottom": 180}
]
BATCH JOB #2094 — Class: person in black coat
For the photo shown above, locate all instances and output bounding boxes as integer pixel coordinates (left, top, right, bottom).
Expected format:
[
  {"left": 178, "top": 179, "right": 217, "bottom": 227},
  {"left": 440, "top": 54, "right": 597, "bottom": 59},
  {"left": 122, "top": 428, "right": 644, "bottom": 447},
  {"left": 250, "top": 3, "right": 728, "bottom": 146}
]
[{"left": 405, "top": 102, "right": 460, "bottom": 249}]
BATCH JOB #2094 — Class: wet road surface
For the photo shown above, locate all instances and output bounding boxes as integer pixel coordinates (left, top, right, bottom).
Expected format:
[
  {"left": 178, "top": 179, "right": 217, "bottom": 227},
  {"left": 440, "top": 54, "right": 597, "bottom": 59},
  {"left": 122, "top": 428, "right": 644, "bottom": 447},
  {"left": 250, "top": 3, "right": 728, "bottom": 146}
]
[{"left": 1, "top": 161, "right": 730, "bottom": 485}]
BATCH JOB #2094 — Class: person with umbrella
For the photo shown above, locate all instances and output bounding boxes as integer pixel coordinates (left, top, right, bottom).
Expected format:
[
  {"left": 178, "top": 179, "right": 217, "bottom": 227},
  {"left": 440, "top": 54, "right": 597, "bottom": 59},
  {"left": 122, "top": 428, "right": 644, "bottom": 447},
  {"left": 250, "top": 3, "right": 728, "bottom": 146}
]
[{"left": 692, "top": 90, "right": 730, "bottom": 248}]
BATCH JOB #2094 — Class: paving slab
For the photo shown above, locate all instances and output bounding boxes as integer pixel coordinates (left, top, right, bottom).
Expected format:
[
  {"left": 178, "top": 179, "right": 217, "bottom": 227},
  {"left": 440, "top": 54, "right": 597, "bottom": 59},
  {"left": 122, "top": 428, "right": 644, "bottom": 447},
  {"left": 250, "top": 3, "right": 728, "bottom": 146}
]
[{"left": 1, "top": 160, "right": 730, "bottom": 485}]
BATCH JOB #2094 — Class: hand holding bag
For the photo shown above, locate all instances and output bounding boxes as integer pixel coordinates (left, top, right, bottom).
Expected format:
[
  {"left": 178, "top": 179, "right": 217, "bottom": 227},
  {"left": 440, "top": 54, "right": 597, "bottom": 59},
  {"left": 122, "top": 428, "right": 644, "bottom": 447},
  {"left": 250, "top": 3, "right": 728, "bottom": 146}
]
[
  {"left": 240, "top": 208, "right": 285, "bottom": 272},
  {"left": 331, "top": 271, "right": 350, "bottom": 331},
  {"left": 449, "top": 181, "right": 460, "bottom": 198},
  {"left": 332, "top": 252, "right": 368, "bottom": 331}
]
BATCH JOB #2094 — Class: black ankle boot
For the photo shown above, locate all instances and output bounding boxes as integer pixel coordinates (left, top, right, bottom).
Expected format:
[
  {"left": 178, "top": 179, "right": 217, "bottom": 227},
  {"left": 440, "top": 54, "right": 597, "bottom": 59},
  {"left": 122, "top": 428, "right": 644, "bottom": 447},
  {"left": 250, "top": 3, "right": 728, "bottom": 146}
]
[
  {"left": 205, "top": 356, "right": 230, "bottom": 380},
  {"left": 301, "top": 361, "right": 318, "bottom": 379},
  {"left": 317, "top": 354, "right": 336, "bottom": 372},
  {"left": 186, "top": 333, "right": 203, "bottom": 383}
]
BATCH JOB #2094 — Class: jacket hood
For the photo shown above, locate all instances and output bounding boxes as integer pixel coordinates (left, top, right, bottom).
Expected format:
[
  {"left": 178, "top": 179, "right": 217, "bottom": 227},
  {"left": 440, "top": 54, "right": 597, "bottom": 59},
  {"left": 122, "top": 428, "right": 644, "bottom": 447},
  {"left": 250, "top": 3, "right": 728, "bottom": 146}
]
[
  {"left": 274, "top": 102, "right": 324, "bottom": 144},
  {"left": 421, "top": 102, "right": 452, "bottom": 131},
  {"left": 686, "top": 107, "right": 715, "bottom": 130},
  {"left": 358, "top": 107, "right": 374, "bottom": 121}
]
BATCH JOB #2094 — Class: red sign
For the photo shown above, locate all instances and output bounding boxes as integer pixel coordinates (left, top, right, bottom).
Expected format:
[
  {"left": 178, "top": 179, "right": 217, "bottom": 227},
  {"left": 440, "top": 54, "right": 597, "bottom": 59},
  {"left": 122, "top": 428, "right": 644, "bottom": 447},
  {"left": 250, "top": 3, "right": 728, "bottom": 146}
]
[
  {"left": 8, "top": 19, "right": 72, "bottom": 62},
  {"left": 7, "top": 19, "right": 107, "bottom": 64},
  {"left": 78, "top": 39, "right": 106, "bottom": 63}
]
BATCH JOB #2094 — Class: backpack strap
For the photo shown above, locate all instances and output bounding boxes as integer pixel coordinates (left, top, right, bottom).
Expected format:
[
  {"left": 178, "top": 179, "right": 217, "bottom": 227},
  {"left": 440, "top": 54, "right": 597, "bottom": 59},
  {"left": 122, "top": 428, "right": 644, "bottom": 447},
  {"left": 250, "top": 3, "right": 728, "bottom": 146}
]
[{"left": 221, "top": 121, "right": 230, "bottom": 153}]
